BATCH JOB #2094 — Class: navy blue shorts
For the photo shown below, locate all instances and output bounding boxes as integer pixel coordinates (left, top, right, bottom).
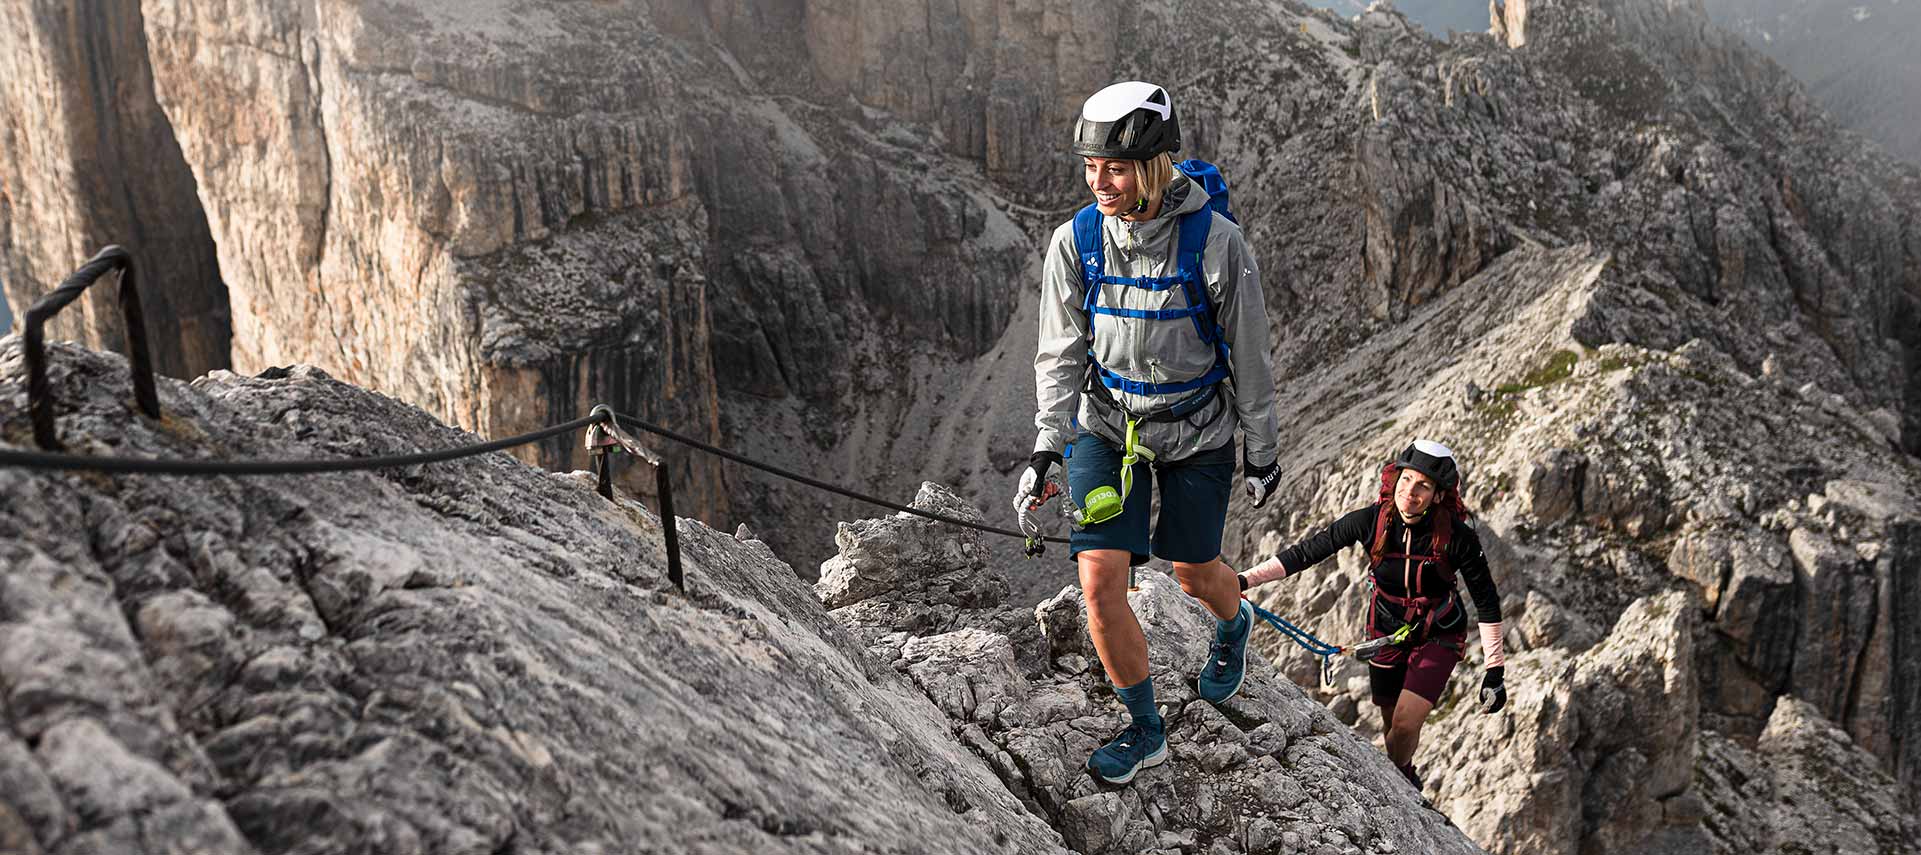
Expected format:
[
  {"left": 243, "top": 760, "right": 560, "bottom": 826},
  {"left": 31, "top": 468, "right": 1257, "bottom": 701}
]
[{"left": 1066, "top": 431, "right": 1236, "bottom": 566}]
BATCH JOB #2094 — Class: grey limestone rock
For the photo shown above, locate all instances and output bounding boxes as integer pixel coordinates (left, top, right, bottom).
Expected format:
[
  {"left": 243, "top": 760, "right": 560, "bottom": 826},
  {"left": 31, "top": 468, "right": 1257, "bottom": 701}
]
[
  {"left": 0, "top": 340, "right": 1068, "bottom": 855},
  {"left": 820, "top": 488, "right": 1485, "bottom": 855},
  {"left": 1696, "top": 697, "right": 1921, "bottom": 855},
  {"left": 4, "top": 0, "right": 1921, "bottom": 852}
]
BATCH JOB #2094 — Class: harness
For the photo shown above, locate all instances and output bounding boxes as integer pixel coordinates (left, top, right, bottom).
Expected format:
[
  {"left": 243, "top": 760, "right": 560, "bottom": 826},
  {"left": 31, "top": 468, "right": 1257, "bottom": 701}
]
[
  {"left": 1365, "top": 506, "right": 1464, "bottom": 651},
  {"left": 1070, "top": 200, "right": 1231, "bottom": 425}
]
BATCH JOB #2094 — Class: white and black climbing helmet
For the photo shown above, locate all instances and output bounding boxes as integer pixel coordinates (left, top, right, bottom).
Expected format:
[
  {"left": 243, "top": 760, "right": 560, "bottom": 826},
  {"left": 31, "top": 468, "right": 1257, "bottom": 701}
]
[
  {"left": 1072, "top": 81, "right": 1181, "bottom": 160},
  {"left": 1395, "top": 439, "right": 1459, "bottom": 491}
]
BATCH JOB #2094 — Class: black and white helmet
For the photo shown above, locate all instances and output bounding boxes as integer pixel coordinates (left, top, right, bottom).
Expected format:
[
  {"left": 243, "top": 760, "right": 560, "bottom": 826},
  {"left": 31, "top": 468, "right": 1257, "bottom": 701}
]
[
  {"left": 1072, "top": 81, "right": 1181, "bottom": 160},
  {"left": 1395, "top": 439, "right": 1460, "bottom": 491}
]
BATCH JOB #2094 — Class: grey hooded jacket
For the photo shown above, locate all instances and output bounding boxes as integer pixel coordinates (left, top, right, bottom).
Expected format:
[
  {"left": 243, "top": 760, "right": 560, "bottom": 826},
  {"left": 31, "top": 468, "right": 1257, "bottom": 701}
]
[{"left": 1032, "top": 174, "right": 1280, "bottom": 467}]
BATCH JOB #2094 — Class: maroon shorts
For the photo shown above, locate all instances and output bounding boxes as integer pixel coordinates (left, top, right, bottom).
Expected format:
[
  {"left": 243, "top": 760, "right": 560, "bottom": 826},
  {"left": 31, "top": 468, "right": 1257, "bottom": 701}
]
[{"left": 1367, "top": 633, "right": 1465, "bottom": 705}]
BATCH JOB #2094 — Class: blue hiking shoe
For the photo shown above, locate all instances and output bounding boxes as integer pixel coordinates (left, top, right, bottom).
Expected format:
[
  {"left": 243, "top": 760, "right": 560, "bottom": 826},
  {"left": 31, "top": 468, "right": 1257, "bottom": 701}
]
[
  {"left": 1087, "top": 718, "right": 1167, "bottom": 784},
  {"left": 1197, "top": 600, "right": 1253, "bottom": 702}
]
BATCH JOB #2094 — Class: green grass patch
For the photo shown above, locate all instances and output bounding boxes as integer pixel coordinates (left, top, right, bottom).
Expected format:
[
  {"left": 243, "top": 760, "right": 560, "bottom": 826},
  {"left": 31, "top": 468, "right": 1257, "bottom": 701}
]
[
  {"left": 1474, "top": 349, "right": 1579, "bottom": 425},
  {"left": 1594, "top": 348, "right": 1657, "bottom": 374},
  {"left": 1493, "top": 349, "right": 1579, "bottom": 397},
  {"left": 1478, "top": 397, "right": 1519, "bottom": 421}
]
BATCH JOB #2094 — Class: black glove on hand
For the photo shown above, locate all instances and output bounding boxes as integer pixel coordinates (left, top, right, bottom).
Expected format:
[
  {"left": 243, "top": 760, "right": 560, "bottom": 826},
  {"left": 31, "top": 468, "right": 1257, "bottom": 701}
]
[
  {"left": 1479, "top": 665, "right": 1507, "bottom": 714},
  {"left": 1243, "top": 455, "right": 1280, "bottom": 509},
  {"left": 1014, "top": 451, "right": 1063, "bottom": 514}
]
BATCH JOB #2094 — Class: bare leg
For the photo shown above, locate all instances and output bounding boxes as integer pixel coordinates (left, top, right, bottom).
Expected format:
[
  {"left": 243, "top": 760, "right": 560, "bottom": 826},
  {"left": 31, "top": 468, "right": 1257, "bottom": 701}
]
[
  {"left": 1079, "top": 549, "right": 1147, "bottom": 687},
  {"left": 1172, "top": 556, "right": 1242, "bottom": 621},
  {"left": 1383, "top": 689, "right": 1434, "bottom": 767},
  {"left": 1375, "top": 696, "right": 1398, "bottom": 743}
]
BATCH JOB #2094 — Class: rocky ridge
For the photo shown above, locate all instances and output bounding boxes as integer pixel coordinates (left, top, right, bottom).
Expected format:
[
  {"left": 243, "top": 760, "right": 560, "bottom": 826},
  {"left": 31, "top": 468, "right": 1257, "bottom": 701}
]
[
  {"left": 0, "top": 340, "right": 1488, "bottom": 854},
  {"left": 1205, "top": 9, "right": 1921, "bottom": 843},
  {"left": 0, "top": 339, "right": 1066, "bottom": 855},
  {"left": 4, "top": 339, "right": 1914, "bottom": 854}
]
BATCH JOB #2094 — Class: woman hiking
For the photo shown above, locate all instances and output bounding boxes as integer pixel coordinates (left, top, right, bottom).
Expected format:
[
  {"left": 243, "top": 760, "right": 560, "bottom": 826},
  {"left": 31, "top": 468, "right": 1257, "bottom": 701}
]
[
  {"left": 1240, "top": 440, "right": 1509, "bottom": 790},
  {"left": 1013, "top": 81, "right": 1282, "bottom": 785}
]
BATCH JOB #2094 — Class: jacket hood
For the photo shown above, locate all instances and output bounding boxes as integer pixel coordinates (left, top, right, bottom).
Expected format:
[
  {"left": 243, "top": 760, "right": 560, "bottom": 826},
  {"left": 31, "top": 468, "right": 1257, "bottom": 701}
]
[{"left": 1157, "top": 174, "right": 1209, "bottom": 220}]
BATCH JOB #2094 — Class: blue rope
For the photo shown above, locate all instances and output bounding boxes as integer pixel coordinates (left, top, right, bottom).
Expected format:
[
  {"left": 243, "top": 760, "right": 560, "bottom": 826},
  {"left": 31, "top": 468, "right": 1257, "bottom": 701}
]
[{"left": 1247, "top": 601, "right": 1340, "bottom": 657}]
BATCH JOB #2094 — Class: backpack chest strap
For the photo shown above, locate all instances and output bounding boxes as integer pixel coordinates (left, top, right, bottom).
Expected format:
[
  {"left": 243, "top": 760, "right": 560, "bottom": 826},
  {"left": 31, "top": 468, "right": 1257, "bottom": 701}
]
[
  {"left": 1072, "top": 205, "right": 1231, "bottom": 399},
  {"left": 1093, "top": 361, "right": 1231, "bottom": 397},
  {"left": 1369, "top": 588, "right": 1461, "bottom": 643}
]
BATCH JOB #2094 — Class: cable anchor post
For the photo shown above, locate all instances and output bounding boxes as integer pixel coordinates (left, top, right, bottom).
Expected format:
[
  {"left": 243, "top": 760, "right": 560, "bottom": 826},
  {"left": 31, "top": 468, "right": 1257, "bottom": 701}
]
[
  {"left": 25, "top": 246, "right": 158, "bottom": 450},
  {"left": 585, "top": 405, "right": 681, "bottom": 592}
]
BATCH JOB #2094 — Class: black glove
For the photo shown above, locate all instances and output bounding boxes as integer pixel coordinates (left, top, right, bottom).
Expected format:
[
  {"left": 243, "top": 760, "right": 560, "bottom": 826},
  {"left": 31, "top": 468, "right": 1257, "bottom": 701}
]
[
  {"left": 1479, "top": 666, "right": 1506, "bottom": 714},
  {"left": 1243, "top": 455, "right": 1280, "bottom": 508},
  {"left": 1014, "top": 451, "right": 1063, "bottom": 513}
]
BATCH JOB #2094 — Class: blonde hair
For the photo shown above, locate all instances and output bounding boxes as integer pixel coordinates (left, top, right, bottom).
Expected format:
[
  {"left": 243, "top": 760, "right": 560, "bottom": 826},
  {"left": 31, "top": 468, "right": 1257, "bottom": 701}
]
[{"left": 1138, "top": 153, "right": 1176, "bottom": 211}]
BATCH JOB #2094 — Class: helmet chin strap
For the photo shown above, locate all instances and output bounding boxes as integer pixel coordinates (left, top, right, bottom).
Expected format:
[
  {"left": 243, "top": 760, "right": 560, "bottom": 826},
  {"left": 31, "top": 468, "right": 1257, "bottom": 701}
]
[{"left": 1132, "top": 197, "right": 1148, "bottom": 213}]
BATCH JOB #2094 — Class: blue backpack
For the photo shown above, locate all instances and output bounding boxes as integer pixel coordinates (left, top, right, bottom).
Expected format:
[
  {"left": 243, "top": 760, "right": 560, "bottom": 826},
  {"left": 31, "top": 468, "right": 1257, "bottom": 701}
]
[{"left": 1071, "top": 158, "right": 1238, "bottom": 411}]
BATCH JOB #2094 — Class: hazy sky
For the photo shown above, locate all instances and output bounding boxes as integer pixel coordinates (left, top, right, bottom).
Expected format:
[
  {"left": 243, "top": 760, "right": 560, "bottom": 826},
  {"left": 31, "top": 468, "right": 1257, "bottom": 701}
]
[{"left": 1304, "top": 0, "right": 1919, "bottom": 166}]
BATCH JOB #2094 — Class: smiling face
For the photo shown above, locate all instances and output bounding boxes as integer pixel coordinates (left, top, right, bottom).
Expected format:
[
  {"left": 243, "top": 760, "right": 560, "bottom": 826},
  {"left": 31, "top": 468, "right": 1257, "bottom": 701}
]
[
  {"left": 1394, "top": 467, "right": 1439, "bottom": 522},
  {"left": 1084, "top": 157, "right": 1143, "bottom": 217}
]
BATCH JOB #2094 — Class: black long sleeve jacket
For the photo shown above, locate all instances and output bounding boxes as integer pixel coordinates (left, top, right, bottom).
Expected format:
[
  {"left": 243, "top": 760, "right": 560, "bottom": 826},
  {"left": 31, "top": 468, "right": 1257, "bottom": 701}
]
[{"left": 1276, "top": 504, "right": 1502, "bottom": 636}]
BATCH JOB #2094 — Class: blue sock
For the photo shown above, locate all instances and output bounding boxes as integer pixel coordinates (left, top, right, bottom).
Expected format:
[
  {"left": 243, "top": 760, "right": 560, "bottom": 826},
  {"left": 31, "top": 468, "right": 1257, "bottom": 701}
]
[
  {"left": 1115, "top": 678, "right": 1161, "bottom": 729},
  {"left": 1217, "top": 604, "right": 1248, "bottom": 636}
]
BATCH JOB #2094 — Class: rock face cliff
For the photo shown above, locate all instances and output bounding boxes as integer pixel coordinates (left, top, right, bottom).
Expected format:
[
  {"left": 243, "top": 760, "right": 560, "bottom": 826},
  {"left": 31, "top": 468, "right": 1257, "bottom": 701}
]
[
  {"left": 128, "top": 0, "right": 1049, "bottom": 526},
  {"left": 0, "top": 0, "right": 229, "bottom": 379},
  {"left": 4, "top": 1, "right": 1921, "bottom": 852}
]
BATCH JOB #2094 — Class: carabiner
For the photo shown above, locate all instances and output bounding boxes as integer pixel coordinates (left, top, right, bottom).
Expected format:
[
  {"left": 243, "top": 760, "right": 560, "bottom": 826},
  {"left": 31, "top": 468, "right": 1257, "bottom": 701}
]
[{"left": 1345, "top": 623, "right": 1414, "bottom": 661}]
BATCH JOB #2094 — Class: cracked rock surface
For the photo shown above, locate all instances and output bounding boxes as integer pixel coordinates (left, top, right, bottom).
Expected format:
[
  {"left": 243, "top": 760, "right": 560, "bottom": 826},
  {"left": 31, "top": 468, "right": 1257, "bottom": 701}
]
[
  {"left": 5, "top": 334, "right": 1918, "bottom": 854},
  {"left": 0, "top": 339, "right": 1065, "bottom": 855}
]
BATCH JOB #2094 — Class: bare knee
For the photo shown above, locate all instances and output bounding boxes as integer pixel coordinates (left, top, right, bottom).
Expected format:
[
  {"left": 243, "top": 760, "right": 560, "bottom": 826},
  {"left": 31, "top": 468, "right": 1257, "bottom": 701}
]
[
  {"left": 1172, "top": 562, "right": 1205, "bottom": 597},
  {"left": 1392, "top": 702, "right": 1430, "bottom": 736},
  {"left": 1171, "top": 558, "right": 1224, "bottom": 596},
  {"left": 1078, "top": 551, "right": 1132, "bottom": 620}
]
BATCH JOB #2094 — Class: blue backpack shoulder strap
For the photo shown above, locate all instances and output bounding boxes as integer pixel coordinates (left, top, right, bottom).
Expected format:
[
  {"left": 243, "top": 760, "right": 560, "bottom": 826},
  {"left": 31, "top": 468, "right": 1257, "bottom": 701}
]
[
  {"left": 1176, "top": 208, "right": 1211, "bottom": 263},
  {"left": 1072, "top": 204, "right": 1104, "bottom": 315},
  {"left": 1175, "top": 210, "right": 1218, "bottom": 346}
]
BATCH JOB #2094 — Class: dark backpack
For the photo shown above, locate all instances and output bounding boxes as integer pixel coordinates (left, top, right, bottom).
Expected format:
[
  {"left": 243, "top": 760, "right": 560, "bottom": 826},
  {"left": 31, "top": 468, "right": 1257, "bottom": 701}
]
[{"left": 1171, "top": 159, "right": 1236, "bottom": 225}]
